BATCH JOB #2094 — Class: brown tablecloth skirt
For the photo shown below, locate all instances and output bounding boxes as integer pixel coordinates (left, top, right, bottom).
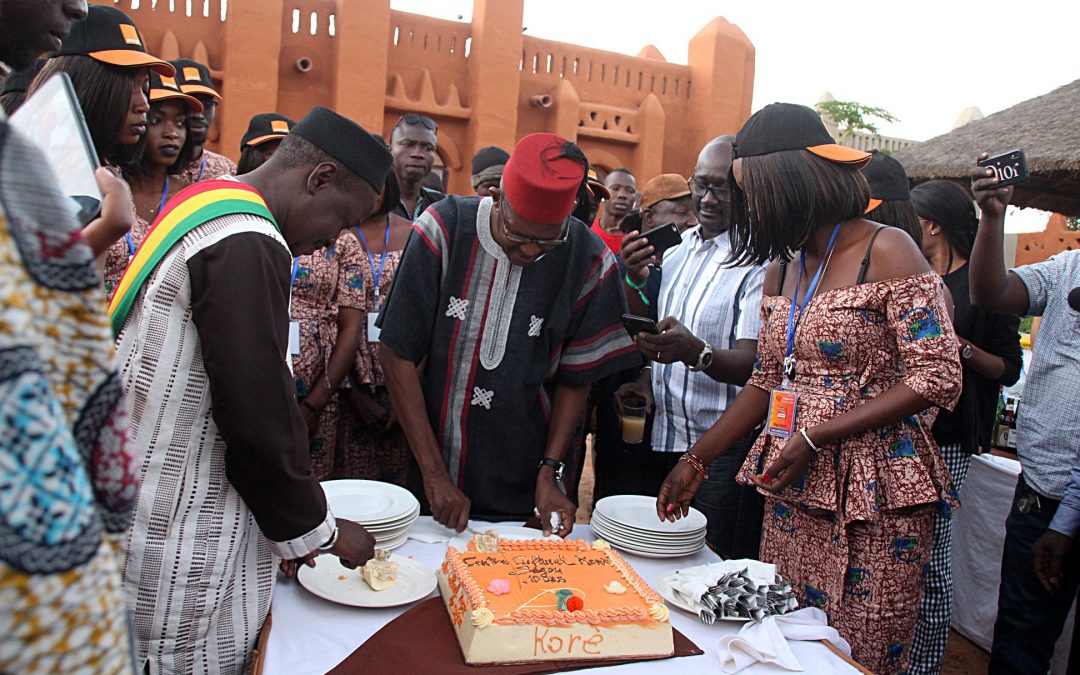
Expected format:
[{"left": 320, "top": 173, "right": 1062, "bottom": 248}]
[{"left": 327, "top": 597, "right": 703, "bottom": 674}]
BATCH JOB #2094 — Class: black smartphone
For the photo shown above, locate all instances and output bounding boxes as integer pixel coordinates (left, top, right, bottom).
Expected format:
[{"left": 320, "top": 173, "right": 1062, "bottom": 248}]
[
  {"left": 635, "top": 221, "right": 681, "bottom": 256},
  {"left": 978, "top": 149, "right": 1028, "bottom": 188},
  {"left": 618, "top": 209, "right": 643, "bottom": 235},
  {"left": 621, "top": 313, "right": 659, "bottom": 336}
]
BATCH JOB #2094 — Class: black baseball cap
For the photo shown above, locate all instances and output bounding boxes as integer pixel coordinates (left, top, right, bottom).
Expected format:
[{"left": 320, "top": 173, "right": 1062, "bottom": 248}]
[
  {"left": 171, "top": 58, "right": 221, "bottom": 102},
  {"left": 735, "top": 102, "right": 870, "bottom": 166},
  {"left": 242, "top": 113, "right": 295, "bottom": 150},
  {"left": 292, "top": 106, "right": 392, "bottom": 191},
  {"left": 149, "top": 71, "right": 203, "bottom": 112},
  {"left": 862, "top": 150, "right": 911, "bottom": 212},
  {"left": 53, "top": 5, "right": 174, "bottom": 76},
  {"left": 586, "top": 166, "right": 611, "bottom": 200}
]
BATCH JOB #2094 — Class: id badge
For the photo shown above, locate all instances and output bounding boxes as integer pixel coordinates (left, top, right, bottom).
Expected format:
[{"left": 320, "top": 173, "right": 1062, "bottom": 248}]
[
  {"left": 367, "top": 312, "right": 381, "bottom": 343},
  {"left": 766, "top": 389, "right": 799, "bottom": 438},
  {"left": 288, "top": 320, "right": 301, "bottom": 355}
]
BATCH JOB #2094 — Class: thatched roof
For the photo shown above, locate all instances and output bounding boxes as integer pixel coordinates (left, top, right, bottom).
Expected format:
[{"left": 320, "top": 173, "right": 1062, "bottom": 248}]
[{"left": 894, "top": 78, "right": 1080, "bottom": 216}]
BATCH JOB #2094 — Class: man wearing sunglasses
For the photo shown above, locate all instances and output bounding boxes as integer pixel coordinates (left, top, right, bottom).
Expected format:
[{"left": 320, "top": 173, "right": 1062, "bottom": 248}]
[
  {"left": 378, "top": 132, "right": 640, "bottom": 537},
  {"left": 389, "top": 112, "right": 444, "bottom": 220}
]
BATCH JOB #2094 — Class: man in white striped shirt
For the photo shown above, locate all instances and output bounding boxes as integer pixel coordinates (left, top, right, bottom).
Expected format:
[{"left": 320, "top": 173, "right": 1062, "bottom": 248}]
[{"left": 617, "top": 136, "right": 766, "bottom": 558}]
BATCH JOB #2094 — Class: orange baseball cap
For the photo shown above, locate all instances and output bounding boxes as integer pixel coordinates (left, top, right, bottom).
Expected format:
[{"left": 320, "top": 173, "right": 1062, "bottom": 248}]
[
  {"left": 53, "top": 6, "right": 174, "bottom": 76},
  {"left": 735, "top": 103, "right": 871, "bottom": 167},
  {"left": 640, "top": 174, "right": 691, "bottom": 210}
]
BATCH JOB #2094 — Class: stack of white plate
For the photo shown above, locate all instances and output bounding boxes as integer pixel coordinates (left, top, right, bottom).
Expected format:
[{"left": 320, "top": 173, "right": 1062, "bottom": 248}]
[
  {"left": 321, "top": 480, "right": 420, "bottom": 550},
  {"left": 591, "top": 495, "right": 707, "bottom": 558}
]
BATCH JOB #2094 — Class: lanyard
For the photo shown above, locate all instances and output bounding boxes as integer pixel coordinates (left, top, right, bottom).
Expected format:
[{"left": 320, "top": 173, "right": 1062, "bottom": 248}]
[
  {"left": 290, "top": 257, "right": 301, "bottom": 287},
  {"left": 195, "top": 157, "right": 206, "bottom": 182},
  {"left": 123, "top": 176, "right": 170, "bottom": 261},
  {"left": 355, "top": 217, "right": 391, "bottom": 306},
  {"left": 783, "top": 222, "right": 843, "bottom": 383}
]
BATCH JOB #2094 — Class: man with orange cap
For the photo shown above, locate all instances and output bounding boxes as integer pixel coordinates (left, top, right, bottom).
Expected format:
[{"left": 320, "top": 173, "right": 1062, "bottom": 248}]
[{"left": 379, "top": 132, "right": 640, "bottom": 536}]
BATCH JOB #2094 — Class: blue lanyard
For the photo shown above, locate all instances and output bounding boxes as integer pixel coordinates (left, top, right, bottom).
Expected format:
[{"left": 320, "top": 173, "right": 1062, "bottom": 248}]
[
  {"left": 195, "top": 157, "right": 206, "bottom": 182},
  {"left": 355, "top": 218, "right": 391, "bottom": 306},
  {"left": 784, "top": 222, "right": 843, "bottom": 382},
  {"left": 290, "top": 257, "right": 301, "bottom": 287},
  {"left": 124, "top": 176, "right": 170, "bottom": 261}
]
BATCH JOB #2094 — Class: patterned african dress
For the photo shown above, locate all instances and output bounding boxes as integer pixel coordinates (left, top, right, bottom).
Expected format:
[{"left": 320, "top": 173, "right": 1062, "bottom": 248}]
[
  {"left": 178, "top": 148, "right": 237, "bottom": 183},
  {"left": 115, "top": 180, "right": 335, "bottom": 675},
  {"left": 737, "top": 272, "right": 962, "bottom": 675},
  {"left": 378, "top": 196, "right": 641, "bottom": 519},
  {"left": 334, "top": 241, "right": 408, "bottom": 484},
  {"left": 291, "top": 231, "right": 366, "bottom": 479},
  {"left": 0, "top": 122, "right": 138, "bottom": 673},
  {"left": 103, "top": 212, "right": 150, "bottom": 298}
]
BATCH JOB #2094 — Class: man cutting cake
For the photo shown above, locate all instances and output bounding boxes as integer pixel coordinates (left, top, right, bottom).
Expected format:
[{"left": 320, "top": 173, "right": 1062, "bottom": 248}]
[{"left": 378, "top": 132, "right": 640, "bottom": 535}]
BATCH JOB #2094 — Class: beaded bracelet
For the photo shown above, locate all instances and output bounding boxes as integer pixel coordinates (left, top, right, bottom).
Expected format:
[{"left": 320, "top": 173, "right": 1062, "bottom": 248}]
[
  {"left": 679, "top": 452, "right": 709, "bottom": 479},
  {"left": 624, "top": 273, "right": 650, "bottom": 306}
]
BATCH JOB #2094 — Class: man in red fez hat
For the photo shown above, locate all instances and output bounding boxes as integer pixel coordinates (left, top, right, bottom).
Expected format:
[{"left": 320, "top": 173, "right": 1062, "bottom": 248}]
[{"left": 379, "top": 132, "right": 641, "bottom": 535}]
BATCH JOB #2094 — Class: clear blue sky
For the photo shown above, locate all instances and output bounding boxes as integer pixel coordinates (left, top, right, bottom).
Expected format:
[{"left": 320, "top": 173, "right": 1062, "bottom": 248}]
[{"left": 390, "top": 0, "right": 1079, "bottom": 143}]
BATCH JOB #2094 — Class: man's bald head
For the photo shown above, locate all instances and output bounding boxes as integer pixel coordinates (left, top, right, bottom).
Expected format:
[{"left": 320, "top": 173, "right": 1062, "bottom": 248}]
[{"left": 690, "top": 135, "right": 735, "bottom": 236}]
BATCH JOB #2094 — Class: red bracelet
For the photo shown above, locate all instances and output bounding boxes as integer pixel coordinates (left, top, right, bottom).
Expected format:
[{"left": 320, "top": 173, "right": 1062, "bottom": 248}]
[{"left": 679, "top": 452, "right": 709, "bottom": 479}]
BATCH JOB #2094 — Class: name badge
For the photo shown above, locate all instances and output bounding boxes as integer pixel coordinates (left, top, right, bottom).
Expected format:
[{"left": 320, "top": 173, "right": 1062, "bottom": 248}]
[
  {"left": 367, "top": 312, "right": 382, "bottom": 343},
  {"left": 288, "top": 320, "right": 301, "bottom": 355},
  {"left": 766, "top": 389, "right": 799, "bottom": 438}
]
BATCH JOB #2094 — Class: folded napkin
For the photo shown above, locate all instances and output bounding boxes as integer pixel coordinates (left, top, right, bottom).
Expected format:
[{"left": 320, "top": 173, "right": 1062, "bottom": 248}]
[
  {"left": 406, "top": 518, "right": 457, "bottom": 544},
  {"left": 716, "top": 607, "right": 851, "bottom": 673},
  {"left": 659, "top": 559, "right": 777, "bottom": 612}
]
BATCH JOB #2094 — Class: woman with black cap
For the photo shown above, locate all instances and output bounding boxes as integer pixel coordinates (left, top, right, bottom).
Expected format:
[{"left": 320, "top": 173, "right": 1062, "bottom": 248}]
[
  {"left": 237, "top": 112, "right": 295, "bottom": 175},
  {"left": 27, "top": 4, "right": 173, "bottom": 258},
  {"left": 906, "top": 180, "right": 1022, "bottom": 674},
  {"left": 101, "top": 72, "right": 203, "bottom": 295},
  {"left": 657, "top": 103, "right": 963, "bottom": 673}
]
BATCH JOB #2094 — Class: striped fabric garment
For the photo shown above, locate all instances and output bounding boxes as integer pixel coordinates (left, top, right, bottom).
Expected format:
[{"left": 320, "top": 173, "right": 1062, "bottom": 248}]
[{"left": 651, "top": 228, "right": 765, "bottom": 453}]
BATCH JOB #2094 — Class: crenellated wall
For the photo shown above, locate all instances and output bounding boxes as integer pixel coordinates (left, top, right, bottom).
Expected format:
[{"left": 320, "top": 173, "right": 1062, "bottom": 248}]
[{"left": 94, "top": 0, "right": 754, "bottom": 195}]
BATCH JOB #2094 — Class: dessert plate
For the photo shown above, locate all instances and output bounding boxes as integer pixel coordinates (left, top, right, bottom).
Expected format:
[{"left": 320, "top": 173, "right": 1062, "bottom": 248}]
[
  {"left": 594, "top": 495, "right": 707, "bottom": 533},
  {"left": 297, "top": 553, "right": 436, "bottom": 608},
  {"left": 321, "top": 480, "right": 419, "bottom": 524}
]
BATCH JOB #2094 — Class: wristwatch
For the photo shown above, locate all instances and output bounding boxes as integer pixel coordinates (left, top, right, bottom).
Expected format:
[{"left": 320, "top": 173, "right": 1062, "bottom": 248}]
[
  {"left": 538, "top": 458, "right": 565, "bottom": 483},
  {"left": 960, "top": 343, "right": 974, "bottom": 360},
  {"left": 688, "top": 341, "right": 713, "bottom": 372}
]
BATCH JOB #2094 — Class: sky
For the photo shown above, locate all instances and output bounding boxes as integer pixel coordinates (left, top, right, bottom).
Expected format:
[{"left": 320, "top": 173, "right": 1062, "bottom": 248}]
[{"left": 389, "top": 0, "right": 1079, "bottom": 143}]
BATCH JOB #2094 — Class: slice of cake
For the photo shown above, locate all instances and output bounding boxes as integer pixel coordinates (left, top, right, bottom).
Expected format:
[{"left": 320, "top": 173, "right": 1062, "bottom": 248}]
[
  {"left": 438, "top": 539, "right": 673, "bottom": 664},
  {"left": 361, "top": 550, "right": 398, "bottom": 591}
]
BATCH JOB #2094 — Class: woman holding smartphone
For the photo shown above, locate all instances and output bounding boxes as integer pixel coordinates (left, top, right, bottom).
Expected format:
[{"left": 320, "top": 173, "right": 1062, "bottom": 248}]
[{"left": 657, "top": 103, "right": 962, "bottom": 674}]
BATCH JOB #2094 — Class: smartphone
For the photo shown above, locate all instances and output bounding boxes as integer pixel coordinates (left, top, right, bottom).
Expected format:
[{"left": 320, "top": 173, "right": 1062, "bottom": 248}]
[
  {"left": 977, "top": 149, "right": 1028, "bottom": 188},
  {"left": 634, "top": 221, "right": 682, "bottom": 257},
  {"left": 10, "top": 72, "right": 102, "bottom": 226},
  {"left": 618, "top": 209, "right": 643, "bottom": 235},
  {"left": 621, "top": 313, "right": 659, "bottom": 336}
]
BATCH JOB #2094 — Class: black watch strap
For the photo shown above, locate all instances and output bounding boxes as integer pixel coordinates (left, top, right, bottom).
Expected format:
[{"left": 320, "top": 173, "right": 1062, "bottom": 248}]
[{"left": 538, "top": 458, "right": 565, "bottom": 481}]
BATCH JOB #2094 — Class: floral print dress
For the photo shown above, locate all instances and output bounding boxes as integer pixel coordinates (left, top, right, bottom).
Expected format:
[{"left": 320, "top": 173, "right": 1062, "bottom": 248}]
[
  {"left": 737, "top": 272, "right": 962, "bottom": 675},
  {"left": 291, "top": 231, "right": 365, "bottom": 479}
]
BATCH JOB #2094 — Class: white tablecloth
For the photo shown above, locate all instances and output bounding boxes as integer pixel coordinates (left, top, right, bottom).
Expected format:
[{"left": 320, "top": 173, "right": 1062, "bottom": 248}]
[
  {"left": 951, "top": 454, "right": 1075, "bottom": 674},
  {"left": 263, "top": 519, "right": 862, "bottom": 674}
]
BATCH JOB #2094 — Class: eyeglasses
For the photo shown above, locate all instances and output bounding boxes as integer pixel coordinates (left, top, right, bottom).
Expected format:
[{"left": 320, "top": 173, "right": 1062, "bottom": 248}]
[
  {"left": 498, "top": 197, "right": 570, "bottom": 250},
  {"left": 687, "top": 178, "right": 732, "bottom": 201},
  {"left": 398, "top": 113, "right": 438, "bottom": 131}
]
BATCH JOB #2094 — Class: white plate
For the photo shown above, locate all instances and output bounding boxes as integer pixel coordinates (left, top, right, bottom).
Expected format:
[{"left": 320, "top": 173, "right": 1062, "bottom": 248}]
[
  {"left": 448, "top": 525, "right": 562, "bottom": 552},
  {"left": 297, "top": 553, "right": 437, "bottom": 608},
  {"left": 592, "top": 520, "right": 705, "bottom": 549},
  {"left": 373, "top": 531, "right": 409, "bottom": 551},
  {"left": 364, "top": 507, "right": 420, "bottom": 533},
  {"left": 322, "top": 480, "right": 419, "bottom": 524},
  {"left": 594, "top": 495, "right": 707, "bottom": 534},
  {"left": 591, "top": 512, "right": 705, "bottom": 542},
  {"left": 592, "top": 526, "right": 704, "bottom": 556}
]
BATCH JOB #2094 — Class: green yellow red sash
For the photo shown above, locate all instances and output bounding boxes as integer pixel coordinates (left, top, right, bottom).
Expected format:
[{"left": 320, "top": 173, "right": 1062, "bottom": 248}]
[{"left": 108, "top": 179, "right": 276, "bottom": 336}]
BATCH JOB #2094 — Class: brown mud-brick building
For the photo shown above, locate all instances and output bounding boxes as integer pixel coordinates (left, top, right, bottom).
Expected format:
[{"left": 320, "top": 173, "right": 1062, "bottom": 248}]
[{"left": 97, "top": 0, "right": 755, "bottom": 194}]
